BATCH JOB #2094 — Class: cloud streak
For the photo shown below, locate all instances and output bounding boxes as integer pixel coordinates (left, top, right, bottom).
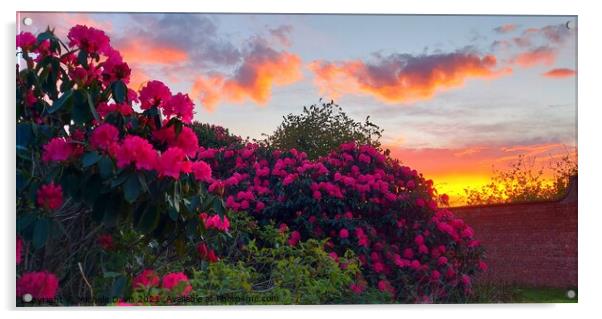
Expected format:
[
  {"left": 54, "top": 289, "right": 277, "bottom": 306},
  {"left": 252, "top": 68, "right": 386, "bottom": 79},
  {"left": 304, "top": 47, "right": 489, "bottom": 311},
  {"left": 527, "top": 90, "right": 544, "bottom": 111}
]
[
  {"left": 542, "top": 68, "right": 576, "bottom": 78},
  {"left": 309, "top": 51, "right": 511, "bottom": 104}
]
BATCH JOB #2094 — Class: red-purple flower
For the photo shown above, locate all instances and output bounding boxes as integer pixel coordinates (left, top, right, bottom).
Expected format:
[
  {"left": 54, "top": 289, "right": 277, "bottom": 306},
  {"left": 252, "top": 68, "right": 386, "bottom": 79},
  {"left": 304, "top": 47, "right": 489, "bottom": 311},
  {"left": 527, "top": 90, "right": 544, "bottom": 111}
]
[
  {"left": 16, "top": 32, "right": 36, "bottom": 51},
  {"left": 17, "top": 271, "right": 59, "bottom": 299},
  {"left": 139, "top": 80, "right": 172, "bottom": 110},
  {"left": 161, "top": 272, "right": 192, "bottom": 296},
  {"left": 288, "top": 231, "right": 301, "bottom": 246},
  {"left": 90, "top": 123, "right": 119, "bottom": 152},
  {"left": 36, "top": 183, "right": 63, "bottom": 211},
  {"left": 97, "top": 234, "right": 114, "bottom": 251},
  {"left": 191, "top": 160, "right": 212, "bottom": 182},
  {"left": 67, "top": 25, "right": 111, "bottom": 54},
  {"left": 42, "top": 137, "right": 73, "bottom": 163},
  {"left": 132, "top": 269, "right": 160, "bottom": 290},
  {"left": 112, "top": 135, "right": 157, "bottom": 171},
  {"left": 164, "top": 93, "right": 194, "bottom": 124}
]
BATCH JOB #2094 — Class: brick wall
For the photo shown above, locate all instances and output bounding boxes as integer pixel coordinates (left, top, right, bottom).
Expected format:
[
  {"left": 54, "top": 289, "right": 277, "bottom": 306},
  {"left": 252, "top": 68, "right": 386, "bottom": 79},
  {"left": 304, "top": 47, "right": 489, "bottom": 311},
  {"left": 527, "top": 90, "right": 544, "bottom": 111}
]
[{"left": 450, "top": 177, "right": 578, "bottom": 288}]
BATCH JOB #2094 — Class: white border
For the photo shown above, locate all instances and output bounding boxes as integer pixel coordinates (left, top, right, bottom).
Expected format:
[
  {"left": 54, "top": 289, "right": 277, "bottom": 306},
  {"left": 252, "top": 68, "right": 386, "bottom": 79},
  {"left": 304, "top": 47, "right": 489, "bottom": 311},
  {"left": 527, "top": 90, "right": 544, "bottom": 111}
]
[{"left": 3, "top": 1, "right": 601, "bottom": 318}]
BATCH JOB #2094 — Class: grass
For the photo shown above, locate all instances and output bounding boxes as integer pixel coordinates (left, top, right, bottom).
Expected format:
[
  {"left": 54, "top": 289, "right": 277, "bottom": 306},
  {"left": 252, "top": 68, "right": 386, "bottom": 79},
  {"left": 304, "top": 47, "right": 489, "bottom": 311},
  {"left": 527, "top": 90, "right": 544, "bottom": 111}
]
[{"left": 469, "top": 283, "right": 578, "bottom": 303}]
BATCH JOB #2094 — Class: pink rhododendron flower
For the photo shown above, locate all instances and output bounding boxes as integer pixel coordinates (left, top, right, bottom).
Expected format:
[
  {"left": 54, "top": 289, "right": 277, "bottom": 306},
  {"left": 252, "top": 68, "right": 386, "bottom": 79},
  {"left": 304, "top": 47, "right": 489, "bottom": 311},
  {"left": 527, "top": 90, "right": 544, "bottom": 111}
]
[
  {"left": 197, "top": 242, "right": 219, "bottom": 263},
  {"left": 164, "top": 93, "right": 194, "bottom": 124},
  {"left": 438, "top": 256, "right": 448, "bottom": 266},
  {"left": 350, "top": 282, "right": 366, "bottom": 294},
  {"left": 154, "top": 126, "right": 199, "bottom": 157},
  {"left": 96, "top": 102, "right": 134, "bottom": 118},
  {"left": 133, "top": 269, "right": 160, "bottom": 290},
  {"left": 161, "top": 272, "right": 192, "bottom": 296},
  {"left": 339, "top": 228, "right": 349, "bottom": 239},
  {"left": 288, "top": 230, "right": 301, "bottom": 246},
  {"left": 16, "top": 32, "right": 36, "bottom": 51},
  {"left": 377, "top": 279, "right": 395, "bottom": 296},
  {"left": 199, "top": 213, "right": 230, "bottom": 232},
  {"left": 42, "top": 137, "right": 73, "bottom": 163},
  {"left": 90, "top": 123, "right": 119, "bottom": 151},
  {"left": 67, "top": 25, "right": 110, "bottom": 54},
  {"left": 36, "top": 183, "right": 63, "bottom": 211},
  {"left": 112, "top": 135, "right": 157, "bottom": 170},
  {"left": 328, "top": 252, "right": 339, "bottom": 262},
  {"left": 155, "top": 147, "right": 187, "bottom": 179},
  {"left": 191, "top": 160, "right": 212, "bottom": 182},
  {"left": 139, "top": 80, "right": 172, "bottom": 110},
  {"left": 101, "top": 49, "right": 131, "bottom": 84},
  {"left": 16, "top": 271, "right": 59, "bottom": 299}
]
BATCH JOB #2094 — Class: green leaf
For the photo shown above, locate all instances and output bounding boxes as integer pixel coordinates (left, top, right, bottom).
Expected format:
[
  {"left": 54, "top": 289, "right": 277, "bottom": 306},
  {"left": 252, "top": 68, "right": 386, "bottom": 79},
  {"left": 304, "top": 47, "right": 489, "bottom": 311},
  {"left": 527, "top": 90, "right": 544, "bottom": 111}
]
[
  {"left": 110, "top": 172, "right": 129, "bottom": 188},
  {"left": 87, "top": 92, "right": 100, "bottom": 122},
  {"left": 112, "top": 80, "right": 127, "bottom": 103},
  {"left": 168, "top": 207, "right": 179, "bottom": 221},
  {"left": 71, "top": 90, "right": 93, "bottom": 124},
  {"left": 110, "top": 275, "right": 127, "bottom": 298},
  {"left": 103, "top": 271, "right": 121, "bottom": 279},
  {"left": 123, "top": 174, "right": 141, "bottom": 203},
  {"left": 16, "top": 123, "right": 33, "bottom": 148},
  {"left": 82, "top": 151, "right": 101, "bottom": 168},
  {"left": 17, "top": 213, "right": 37, "bottom": 233},
  {"left": 135, "top": 205, "right": 160, "bottom": 234},
  {"left": 33, "top": 218, "right": 49, "bottom": 249},
  {"left": 83, "top": 175, "right": 102, "bottom": 205},
  {"left": 213, "top": 197, "right": 226, "bottom": 217},
  {"left": 37, "top": 31, "right": 55, "bottom": 43},
  {"left": 98, "top": 156, "right": 114, "bottom": 179},
  {"left": 47, "top": 89, "right": 72, "bottom": 114}
]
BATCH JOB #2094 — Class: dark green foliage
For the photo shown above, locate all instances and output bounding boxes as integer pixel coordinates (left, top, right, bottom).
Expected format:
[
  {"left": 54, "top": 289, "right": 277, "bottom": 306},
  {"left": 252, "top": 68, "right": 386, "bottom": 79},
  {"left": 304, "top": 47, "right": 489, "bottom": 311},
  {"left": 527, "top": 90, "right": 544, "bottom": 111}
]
[{"left": 265, "top": 100, "right": 383, "bottom": 159}]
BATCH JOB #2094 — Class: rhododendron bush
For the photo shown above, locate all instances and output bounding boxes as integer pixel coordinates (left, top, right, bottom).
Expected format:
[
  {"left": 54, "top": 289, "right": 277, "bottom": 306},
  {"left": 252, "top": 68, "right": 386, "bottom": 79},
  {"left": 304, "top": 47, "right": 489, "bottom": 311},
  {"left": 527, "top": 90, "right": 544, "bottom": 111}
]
[{"left": 16, "top": 25, "right": 485, "bottom": 305}]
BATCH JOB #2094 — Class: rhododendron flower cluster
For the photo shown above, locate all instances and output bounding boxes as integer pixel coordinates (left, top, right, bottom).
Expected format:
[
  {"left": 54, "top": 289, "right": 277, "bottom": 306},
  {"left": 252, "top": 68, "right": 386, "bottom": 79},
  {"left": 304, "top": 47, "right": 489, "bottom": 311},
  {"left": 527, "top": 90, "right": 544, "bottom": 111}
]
[
  {"left": 42, "top": 137, "right": 74, "bottom": 163},
  {"left": 67, "top": 24, "right": 111, "bottom": 54},
  {"left": 16, "top": 32, "right": 37, "bottom": 51},
  {"left": 90, "top": 123, "right": 120, "bottom": 151},
  {"left": 197, "top": 242, "right": 219, "bottom": 263},
  {"left": 133, "top": 269, "right": 160, "bottom": 289},
  {"left": 161, "top": 272, "right": 192, "bottom": 296},
  {"left": 36, "top": 183, "right": 63, "bottom": 211},
  {"left": 112, "top": 135, "right": 158, "bottom": 170},
  {"left": 17, "top": 271, "right": 59, "bottom": 299},
  {"left": 199, "top": 213, "right": 230, "bottom": 232}
]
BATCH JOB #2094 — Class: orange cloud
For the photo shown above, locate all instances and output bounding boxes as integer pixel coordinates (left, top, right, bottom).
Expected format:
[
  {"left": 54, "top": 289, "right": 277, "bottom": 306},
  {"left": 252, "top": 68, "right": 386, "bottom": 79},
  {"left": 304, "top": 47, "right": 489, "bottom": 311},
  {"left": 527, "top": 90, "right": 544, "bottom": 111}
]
[
  {"left": 118, "top": 39, "right": 188, "bottom": 65},
  {"left": 542, "top": 68, "right": 576, "bottom": 78},
  {"left": 309, "top": 52, "right": 511, "bottom": 104},
  {"left": 512, "top": 46, "right": 557, "bottom": 67},
  {"left": 128, "top": 66, "right": 151, "bottom": 91},
  {"left": 191, "top": 47, "right": 302, "bottom": 110}
]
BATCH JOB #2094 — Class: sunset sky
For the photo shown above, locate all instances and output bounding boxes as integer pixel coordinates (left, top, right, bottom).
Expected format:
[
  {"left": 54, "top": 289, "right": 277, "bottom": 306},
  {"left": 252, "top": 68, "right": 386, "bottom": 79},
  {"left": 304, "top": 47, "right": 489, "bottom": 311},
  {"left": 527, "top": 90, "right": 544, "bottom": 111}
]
[{"left": 18, "top": 12, "right": 577, "bottom": 205}]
